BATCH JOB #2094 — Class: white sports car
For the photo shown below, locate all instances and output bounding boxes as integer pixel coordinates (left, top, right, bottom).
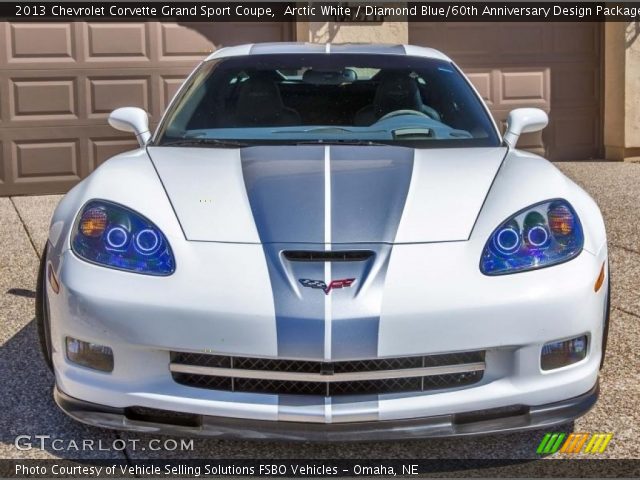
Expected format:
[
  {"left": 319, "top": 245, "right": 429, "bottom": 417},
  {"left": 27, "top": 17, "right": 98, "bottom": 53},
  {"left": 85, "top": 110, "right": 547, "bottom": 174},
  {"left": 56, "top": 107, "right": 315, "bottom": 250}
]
[{"left": 37, "top": 43, "right": 609, "bottom": 441}]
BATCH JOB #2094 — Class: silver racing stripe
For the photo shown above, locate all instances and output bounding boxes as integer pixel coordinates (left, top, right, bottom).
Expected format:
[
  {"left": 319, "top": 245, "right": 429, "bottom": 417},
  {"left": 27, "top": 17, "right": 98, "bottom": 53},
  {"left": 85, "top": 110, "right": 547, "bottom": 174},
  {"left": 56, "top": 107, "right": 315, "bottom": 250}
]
[
  {"left": 240, "top": 146, "right": 325, "bottom": 244},
  {"left": 329, "top": 146, "right": 414, "bottom": 360},
  {"left": 330, "top": 146, "right": 415, "bottom": 243},
  {"left": 240, "top": 146, "right": 414, "bottom": 362},
  {"left": 241, "top": 145, "right": 414, "bottom": 422},
  {"left": 241, "top": 146, "right": 326, "bottom": 360}
]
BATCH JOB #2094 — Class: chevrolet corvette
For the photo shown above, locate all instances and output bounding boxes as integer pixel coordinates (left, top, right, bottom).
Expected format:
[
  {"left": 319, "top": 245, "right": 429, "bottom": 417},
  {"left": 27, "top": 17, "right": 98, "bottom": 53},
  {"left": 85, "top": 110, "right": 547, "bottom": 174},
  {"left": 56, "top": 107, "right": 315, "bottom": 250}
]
[{"left": 37, "top": 43, "right": 609, "bottom": 441}]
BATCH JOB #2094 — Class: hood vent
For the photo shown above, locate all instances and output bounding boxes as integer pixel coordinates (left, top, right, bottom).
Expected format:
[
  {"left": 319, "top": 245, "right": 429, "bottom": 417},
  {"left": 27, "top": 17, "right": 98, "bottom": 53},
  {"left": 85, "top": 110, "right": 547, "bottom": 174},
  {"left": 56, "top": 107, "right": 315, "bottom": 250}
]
[{"left": 283, "top": 250, "right": 374, "bottom": 262}]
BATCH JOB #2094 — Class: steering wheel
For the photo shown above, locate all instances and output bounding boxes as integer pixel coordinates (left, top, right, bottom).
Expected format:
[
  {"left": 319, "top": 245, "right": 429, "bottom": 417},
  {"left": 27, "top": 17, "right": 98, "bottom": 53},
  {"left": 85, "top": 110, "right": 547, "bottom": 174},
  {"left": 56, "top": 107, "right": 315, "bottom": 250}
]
[{"left": 378, "top": 109, "right": 431, "bottom": 122}]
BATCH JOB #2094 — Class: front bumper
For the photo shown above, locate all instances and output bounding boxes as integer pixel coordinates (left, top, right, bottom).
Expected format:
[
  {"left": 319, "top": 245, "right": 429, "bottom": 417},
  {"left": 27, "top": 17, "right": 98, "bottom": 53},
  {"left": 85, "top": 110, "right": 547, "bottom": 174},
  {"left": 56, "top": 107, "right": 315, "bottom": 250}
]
[
  {"left": 48, "top": 239, "right": 607, "bottom": 431},
  {"left": 55, "top": 382, "right": 598, "bottom": 441}
]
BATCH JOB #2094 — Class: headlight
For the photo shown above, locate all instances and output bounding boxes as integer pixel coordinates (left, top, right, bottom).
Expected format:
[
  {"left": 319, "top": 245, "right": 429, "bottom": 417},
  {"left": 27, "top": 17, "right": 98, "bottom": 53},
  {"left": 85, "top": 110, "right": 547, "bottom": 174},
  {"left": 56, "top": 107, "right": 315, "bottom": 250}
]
[
  {"left": 72, "top": 200, "right": 175, "bottom": 275},
  {"left": 480, "top": 199, "right": 583, "bottom": 275}
]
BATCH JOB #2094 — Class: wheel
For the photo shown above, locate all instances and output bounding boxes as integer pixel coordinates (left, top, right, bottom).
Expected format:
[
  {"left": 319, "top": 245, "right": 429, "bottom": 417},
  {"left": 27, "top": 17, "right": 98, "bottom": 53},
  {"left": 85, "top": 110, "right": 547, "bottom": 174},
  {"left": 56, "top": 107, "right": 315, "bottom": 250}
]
[
  {"left": 600, "top": 264, "right": 610, "bottom": 370},
  {"left": 35, "top": 243, "right": 53, "bottom": 372}
]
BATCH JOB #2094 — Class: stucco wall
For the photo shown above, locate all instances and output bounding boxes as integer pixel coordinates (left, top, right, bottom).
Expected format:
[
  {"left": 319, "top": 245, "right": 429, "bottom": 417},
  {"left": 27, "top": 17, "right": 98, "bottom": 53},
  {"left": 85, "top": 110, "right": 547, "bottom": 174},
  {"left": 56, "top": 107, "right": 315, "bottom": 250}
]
[
  {"left": 604, "top": 22, "right": 640, "bottom": 161},
  {"left": 625, "top": 22, "right": 640, "bottom": 159}
]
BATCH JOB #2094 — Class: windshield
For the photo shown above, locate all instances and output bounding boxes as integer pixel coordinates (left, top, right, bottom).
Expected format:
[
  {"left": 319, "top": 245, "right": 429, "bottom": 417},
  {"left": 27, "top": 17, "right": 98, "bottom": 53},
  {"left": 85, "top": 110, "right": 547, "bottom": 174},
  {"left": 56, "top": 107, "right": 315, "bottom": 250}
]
[{"left": 155, "top": 54, "right": 501, "bottom": 148}]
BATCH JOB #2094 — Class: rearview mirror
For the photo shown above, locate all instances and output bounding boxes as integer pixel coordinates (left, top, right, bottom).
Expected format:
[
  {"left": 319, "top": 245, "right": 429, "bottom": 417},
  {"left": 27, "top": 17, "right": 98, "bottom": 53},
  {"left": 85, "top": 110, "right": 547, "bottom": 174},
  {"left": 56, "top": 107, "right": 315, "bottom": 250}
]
[
  {"left": 108, "top": 107, "right": 151, "bottom": 147},
  {"left": 503, "top": 108, "right": 548, "bottom": 148},
  {"left": 302, "top": 69, "right": 357, "bottom": 85}
]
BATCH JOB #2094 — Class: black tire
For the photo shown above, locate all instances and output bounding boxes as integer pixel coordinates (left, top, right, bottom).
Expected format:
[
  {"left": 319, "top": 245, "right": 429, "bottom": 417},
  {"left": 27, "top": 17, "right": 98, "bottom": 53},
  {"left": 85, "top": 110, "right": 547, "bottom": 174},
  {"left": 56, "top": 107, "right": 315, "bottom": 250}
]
[
  {"left": 35, "top": 244, "right": 53, "bottom": 372},
  {"left": 600, "top": 264, "right": 611, "bottom": 370}
]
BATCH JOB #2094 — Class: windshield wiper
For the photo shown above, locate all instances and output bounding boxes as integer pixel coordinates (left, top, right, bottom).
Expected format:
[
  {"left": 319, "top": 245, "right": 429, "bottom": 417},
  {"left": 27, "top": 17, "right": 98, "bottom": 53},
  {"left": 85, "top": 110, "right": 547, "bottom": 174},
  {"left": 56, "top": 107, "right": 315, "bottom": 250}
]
[
  {"left": 159, "top": 138, "right": 250, "bottom": 148},
  {"left": 294, "top": 139, "right": 391, "bottom": 147}
]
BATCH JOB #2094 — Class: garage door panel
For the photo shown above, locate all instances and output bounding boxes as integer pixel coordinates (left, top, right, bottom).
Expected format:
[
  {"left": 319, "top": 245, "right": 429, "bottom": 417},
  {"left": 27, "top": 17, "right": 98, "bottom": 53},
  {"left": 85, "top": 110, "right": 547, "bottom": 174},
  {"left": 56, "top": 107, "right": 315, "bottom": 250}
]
[
  {"left": 465, "top": 71, "right": 492, "bottom": 104},
  {"left": 0, "top": 126, "right": 139, "bottom": 194},
  {"left": 85, "top": 23, "right": 150, "bottom": 61},
  {"left": 160, "top": 75, "right": 188, "bottom": 111},
  {"left": 410, "top": 22, "right": 601, "bottom": 160},
  {"left": 0, "top": 72, "right": 6, "bottom": 125},
  {"left": 10, "top": 77, "right": 78, "bottom": 120},
  {"left": 498, "top": 23, "right": 549, "bottom": 56},
  {"left": 1, "top": 127, "right": 89, "bottom": 191},
  {"left": 552, "top": 23, "right": 600, "bottom": 56},
  {"left": 438, "top": 24, "right": 496, "bottom": 56},
  {"left": 159, "top": 23, "right": 216, "bottom": 61},
  {"left": 409, "top": 23, "right": 496, "bottom": 59},
  {"left": 12, "top": 139, "right": 80, "bottom": 181},
  {"left": 500, "top": 68, "right": 549, "bottom": 107},
  {"left": 87, "top": 76, "right": 152, "bottom": 119},
  {"left": 90, "top": 137, "right": 139, "bottom": 169},
  {"left": 548, "top": 108, "right": 600, "bottom": 160},
  {"left": 7, "top": 23, "right": 76, "bottom": 63},
  {"left": 0, "top": 22, "right": 7, "bottom": 65},
  {"left": 0, "top": 21, "right": 292, "bottom": 195},
  {"left": 551, "top": 64, "right": 600, "bottom": 107}
]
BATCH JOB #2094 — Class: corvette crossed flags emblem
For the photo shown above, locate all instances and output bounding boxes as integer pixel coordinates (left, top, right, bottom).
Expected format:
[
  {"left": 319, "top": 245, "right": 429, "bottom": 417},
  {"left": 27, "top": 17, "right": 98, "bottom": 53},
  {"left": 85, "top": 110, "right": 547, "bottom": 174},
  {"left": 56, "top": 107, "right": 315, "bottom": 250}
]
[{"left": 298, "top": 278, "right": 356, "bottom": 295}]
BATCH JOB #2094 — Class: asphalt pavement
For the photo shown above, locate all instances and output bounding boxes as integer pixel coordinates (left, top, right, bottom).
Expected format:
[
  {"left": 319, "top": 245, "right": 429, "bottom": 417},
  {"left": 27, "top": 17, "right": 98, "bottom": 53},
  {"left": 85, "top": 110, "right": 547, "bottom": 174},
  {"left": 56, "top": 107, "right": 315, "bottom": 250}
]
[{"left": 1, "top": 161, "right": 639, "bottom": 463}]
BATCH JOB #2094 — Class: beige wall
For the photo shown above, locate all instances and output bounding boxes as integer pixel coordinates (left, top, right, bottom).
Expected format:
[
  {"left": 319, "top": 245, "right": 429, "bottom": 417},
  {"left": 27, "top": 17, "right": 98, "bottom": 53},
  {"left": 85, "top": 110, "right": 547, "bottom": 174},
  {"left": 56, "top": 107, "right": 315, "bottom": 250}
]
[
  {"left": 604, "top": 23, "right": 626, "bottom": 159},
  {"left": 603, "top": 22, "right": 640, "bottom": 161},
  {"left": 624, "top": 22, "right": 640, "bottom": 160}
]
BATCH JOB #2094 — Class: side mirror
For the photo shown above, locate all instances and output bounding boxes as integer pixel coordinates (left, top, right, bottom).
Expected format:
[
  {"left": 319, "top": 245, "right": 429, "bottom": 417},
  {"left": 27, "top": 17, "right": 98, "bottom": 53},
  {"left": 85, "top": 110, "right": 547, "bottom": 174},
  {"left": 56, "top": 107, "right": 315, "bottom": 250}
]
[
  {"left": 108, "top": 107, "right": 151, "bottom": 147},
  {"left": 503, "top": 108, "right": 548, "bottom": 149}
]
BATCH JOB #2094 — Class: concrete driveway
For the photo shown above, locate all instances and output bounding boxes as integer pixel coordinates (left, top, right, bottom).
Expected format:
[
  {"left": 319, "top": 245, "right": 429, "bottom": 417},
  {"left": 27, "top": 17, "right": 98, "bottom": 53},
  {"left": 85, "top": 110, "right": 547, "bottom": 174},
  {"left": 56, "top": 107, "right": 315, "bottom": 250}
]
[{"left": 1, "top": 162, "right": 639, "bottom": 462}]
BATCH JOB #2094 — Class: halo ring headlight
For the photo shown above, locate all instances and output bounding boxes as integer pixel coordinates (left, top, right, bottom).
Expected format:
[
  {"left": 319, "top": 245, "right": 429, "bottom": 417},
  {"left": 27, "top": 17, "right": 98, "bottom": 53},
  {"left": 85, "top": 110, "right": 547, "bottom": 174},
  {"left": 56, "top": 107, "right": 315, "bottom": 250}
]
[
  {"left": 105, "top": 226, "right": 129, "bottom": 250},
  {"left": 72, "top": 200, "right": 175, "bottom": 276},
  {"left": 494, "top": 227, "right": 520, "bottom": 255},
  {"left": 135, "top": 228, "right": 161, "bottom": 255},
  {"left": 481, "top": 199, "right": 583, "bottom": 275},
  {"left": 527, "top": 225, "right": 549, "bottom": 248}
]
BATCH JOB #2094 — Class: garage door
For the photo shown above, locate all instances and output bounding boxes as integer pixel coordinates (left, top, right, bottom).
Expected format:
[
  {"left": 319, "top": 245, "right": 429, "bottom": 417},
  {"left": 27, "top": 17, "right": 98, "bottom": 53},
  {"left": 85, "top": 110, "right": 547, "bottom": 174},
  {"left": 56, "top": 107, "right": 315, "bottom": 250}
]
[
  {"left": 0, "top": 22, "right": 292, "bottom": 196},
  {"left": 410, "top": 22, "right": 602, "bottom": 160}
]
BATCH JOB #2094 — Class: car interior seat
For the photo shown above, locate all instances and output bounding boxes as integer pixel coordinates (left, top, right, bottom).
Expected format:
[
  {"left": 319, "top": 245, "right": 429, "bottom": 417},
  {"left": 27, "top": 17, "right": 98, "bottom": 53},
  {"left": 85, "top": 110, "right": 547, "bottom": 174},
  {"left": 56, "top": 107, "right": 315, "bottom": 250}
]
[
  {"left": 354, "top": 74, "right": 441, "bottom": 126},
  {"left": 233, "top": 76, "right": 301, "bottom": 126}
]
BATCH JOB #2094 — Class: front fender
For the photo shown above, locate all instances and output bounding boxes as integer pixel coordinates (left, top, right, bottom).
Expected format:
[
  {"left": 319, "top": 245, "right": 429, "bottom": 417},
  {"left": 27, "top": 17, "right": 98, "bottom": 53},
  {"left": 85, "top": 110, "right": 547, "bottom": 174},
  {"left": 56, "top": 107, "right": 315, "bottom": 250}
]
[
  {"left": 472, "top": 150, "right": 607, "bottom": 257},
  {"left": 48, "top": 148, "right": 182, "bottom": 262}
]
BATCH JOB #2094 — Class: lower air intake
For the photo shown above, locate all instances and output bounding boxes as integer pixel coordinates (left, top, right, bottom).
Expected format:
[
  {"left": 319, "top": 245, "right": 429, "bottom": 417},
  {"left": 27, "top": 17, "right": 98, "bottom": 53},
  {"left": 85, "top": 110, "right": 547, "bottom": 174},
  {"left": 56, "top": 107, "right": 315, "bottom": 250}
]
[{"left": 170, "top": 352, "right": 485, "bottom": 397}]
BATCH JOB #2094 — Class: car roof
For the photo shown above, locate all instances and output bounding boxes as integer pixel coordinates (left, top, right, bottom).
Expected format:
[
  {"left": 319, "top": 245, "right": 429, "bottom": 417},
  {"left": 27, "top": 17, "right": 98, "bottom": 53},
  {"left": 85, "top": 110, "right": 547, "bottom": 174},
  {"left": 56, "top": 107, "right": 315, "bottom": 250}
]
[{"left": 205, "top": 43, "right": 451, "bottom": 62}]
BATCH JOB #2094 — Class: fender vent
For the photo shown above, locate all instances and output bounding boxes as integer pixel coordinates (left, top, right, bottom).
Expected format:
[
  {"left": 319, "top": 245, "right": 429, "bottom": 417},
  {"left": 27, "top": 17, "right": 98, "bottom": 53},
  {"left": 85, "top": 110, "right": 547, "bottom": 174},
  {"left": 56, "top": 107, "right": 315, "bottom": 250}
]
[{"left": 283, "top": 250, "right": 374, "bottom": 262}]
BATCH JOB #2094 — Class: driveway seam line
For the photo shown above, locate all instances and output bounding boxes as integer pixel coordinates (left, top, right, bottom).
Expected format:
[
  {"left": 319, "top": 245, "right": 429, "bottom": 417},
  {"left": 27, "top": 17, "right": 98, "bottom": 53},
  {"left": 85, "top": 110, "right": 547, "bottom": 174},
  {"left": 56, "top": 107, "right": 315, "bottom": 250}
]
[
  {"left": 610, "top": 243, "right": 640, "bottom": 256},
  {"left": 117, "top": 432, "right": 135, "bottom": 471},
  {"left": 9, "top": 197, "right": 40, "bottom": 259},
  {"left": 613, "top": 306, "right": 640, "bottom": 320}
]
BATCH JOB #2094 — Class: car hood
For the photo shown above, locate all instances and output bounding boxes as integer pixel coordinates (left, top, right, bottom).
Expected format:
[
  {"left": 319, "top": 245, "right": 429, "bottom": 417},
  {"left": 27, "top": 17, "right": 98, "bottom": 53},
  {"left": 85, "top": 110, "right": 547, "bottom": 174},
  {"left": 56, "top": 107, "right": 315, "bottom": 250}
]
[{"left": 147, "top": 145, "right": 507, "bottom": 244}]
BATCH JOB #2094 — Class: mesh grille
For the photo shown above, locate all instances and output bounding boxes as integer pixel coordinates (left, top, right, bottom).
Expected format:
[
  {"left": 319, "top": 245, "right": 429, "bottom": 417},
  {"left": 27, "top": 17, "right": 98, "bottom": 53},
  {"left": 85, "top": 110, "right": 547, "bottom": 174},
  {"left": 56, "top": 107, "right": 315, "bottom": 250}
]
[
  {"left": 171, "top": 352, "right": 485, "bottom": 397},
  {"left": 171, "top": 351, "right": 484, "bottom": 373},
  {"left": 282, "top": 250, "right": 374, "bottom": 262},
  {"left": 173, "top": 371, "right": 483, "bottom": 396}
]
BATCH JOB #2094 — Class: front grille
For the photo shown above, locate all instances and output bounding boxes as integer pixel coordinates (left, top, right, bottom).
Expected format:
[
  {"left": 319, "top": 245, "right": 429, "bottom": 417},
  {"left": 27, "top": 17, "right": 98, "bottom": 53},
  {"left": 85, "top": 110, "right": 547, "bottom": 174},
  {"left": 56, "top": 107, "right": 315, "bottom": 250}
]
[
  {"left": 282, "top": 250, "right": 374, "bottom": 262},
  {"left": 170, "top": 352, "right": 485, "bottom": 397}
]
